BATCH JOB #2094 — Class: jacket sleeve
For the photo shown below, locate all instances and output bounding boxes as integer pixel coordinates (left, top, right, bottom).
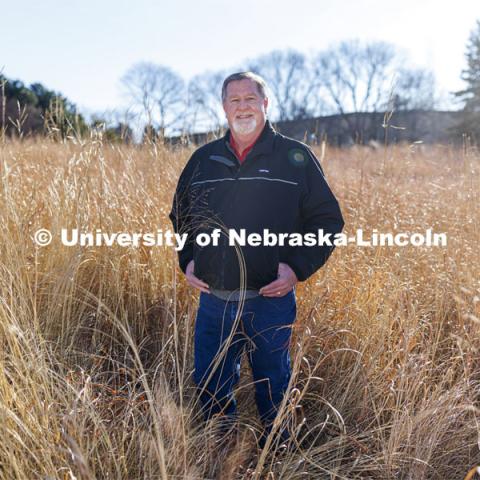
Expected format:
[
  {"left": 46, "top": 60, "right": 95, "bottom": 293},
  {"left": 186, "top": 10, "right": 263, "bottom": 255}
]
[
  {"left": 286, "top": 146, "right": 344, "bottom": 282},
  {"left": 169, "top": 153, "right": 198, "bottom": 274}
]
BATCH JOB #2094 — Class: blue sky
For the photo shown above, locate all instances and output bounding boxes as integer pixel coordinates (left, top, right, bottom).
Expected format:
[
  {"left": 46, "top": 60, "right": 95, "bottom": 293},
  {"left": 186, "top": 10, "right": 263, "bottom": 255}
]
[{"left": 1, "top": 0, "right": 478, "bottom": 116}]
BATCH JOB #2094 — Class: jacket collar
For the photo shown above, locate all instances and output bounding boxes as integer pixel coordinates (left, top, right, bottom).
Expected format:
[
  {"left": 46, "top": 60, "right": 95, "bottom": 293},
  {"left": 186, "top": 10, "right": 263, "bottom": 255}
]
[{"left": 212, "top": 119, "right": 276, "bottom": 158}]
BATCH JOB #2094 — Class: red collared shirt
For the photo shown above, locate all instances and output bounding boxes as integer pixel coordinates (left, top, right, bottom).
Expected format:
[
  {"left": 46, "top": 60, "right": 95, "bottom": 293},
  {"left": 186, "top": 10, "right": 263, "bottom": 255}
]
[{"left": 229, "top": 132, "right": 260, "bottom": 164}]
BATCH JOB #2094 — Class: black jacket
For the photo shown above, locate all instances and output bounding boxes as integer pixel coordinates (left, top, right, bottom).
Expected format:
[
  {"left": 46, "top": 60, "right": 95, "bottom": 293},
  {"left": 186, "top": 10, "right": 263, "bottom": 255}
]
[{"left": 169, "top": 120, "right": 344, "bottom": 290}]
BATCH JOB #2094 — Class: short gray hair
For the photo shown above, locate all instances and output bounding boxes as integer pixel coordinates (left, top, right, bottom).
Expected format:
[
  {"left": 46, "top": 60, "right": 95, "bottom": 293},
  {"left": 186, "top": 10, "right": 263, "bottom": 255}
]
[{"left": 221, "top": 72, "right": 268, "bottom": 102}]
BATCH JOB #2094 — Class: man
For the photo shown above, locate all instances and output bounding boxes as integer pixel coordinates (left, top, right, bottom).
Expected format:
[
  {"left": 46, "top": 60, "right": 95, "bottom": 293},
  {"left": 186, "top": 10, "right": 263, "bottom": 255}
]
[{"left": 169, "top": 72, "right": 344, "bottom": 447}]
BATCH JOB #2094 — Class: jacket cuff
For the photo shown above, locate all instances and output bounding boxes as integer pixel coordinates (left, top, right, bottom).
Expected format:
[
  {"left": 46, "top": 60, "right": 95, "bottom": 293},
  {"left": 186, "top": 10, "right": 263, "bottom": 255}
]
[
  {"left": 179, "top": 250, "right": 194, "bottom": 274},
  {"left": 285, "top": 254, "right": 311, "bottom": 282},
  {"left": 286, "top": 245, "right": 335, "bottom": 282}
]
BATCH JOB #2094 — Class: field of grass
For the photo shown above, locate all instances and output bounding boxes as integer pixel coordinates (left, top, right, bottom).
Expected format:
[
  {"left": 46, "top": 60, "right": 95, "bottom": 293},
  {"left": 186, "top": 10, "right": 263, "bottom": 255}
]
[{"left": 0, "top": 134, "right": 479, "bottom": 479}]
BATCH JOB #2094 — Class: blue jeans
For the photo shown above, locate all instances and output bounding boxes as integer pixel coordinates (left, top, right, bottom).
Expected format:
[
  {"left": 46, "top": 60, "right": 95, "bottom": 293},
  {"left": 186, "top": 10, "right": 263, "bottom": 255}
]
[{"left": 193, "top": 290, "right": 296, "bottom": 439}]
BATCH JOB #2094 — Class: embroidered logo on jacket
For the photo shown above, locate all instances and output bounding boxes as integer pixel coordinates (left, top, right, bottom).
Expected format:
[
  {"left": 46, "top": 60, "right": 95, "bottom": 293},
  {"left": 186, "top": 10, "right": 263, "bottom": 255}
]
[{"left": 288, "top": 148, "right": 309, "bottom": 167}]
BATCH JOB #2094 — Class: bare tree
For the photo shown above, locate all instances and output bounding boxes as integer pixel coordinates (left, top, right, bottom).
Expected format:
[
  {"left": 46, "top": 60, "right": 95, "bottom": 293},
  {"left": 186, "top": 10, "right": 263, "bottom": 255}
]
[
  {"left": 121, "top": 62, "right": 185, "bottom": 137},
  {"left": 314, "top": 40, "right": 397, "bottom": 115},
  {"left": 313, "top": 40, "right": 437, "bottom": 142},
  {"left": 185, "top": 70, "right": 225, "bottom": 133},
  {"left": 391, "top": 68, "right": 436, "bottom": 111},
  {"left": 247, "top": 49, "right": 318, "bottom": 121}
]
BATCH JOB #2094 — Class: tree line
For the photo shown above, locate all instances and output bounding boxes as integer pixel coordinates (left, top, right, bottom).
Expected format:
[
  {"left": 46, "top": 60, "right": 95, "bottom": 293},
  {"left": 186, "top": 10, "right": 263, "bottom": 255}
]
[
  {"left": 121, "top": 40, "right": 438, "bottom": 141},
  {"left": 0, "top": 75, "right": 134, "bottom": 142},
  {"left": 1, "top": 26, "right": 480, "bottom": 144},
  {"left": 0, "top": 75, "right": 87, "bottom": 139}
]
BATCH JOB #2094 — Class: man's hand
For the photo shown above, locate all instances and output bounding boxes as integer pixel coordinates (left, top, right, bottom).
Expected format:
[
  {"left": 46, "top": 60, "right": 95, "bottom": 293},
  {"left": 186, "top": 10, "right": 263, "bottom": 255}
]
[
  {"left": 259, "top": 263, "right": 298, "bottom": 297},
  {"left": 185, "top": 260, "right": 210, "bottom": 293}
]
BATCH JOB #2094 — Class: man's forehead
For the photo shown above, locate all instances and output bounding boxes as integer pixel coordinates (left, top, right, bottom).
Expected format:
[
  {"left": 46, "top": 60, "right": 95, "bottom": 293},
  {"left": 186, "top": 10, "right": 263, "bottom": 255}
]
[{"left": 225, "top": 79, "right": 260, "bottom": 96}]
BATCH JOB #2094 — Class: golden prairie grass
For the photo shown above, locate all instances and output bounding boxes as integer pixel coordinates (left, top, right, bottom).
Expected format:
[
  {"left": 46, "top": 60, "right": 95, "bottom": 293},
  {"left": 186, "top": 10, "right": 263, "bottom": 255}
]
[{"left": 0, "top": 134, "right": 479, "bottom": 479}]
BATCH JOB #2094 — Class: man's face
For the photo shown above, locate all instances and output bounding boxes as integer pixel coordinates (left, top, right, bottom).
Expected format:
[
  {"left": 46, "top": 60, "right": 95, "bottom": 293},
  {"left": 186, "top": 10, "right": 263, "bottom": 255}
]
[{"left": 223, "top": 79, "right": 268, "bottom": 136}]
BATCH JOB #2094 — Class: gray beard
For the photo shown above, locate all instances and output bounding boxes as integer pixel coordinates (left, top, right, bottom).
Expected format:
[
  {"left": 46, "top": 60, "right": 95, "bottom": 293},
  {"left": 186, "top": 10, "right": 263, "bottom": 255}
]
[{"left": 232, "top": 117, "right": 257, "bottom": 135}]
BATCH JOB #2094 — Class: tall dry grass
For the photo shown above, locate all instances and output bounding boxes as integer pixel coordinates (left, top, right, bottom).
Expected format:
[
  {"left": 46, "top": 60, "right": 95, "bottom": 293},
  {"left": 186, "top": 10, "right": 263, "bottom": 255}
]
[{"left": 0, "top": 132, "right": 479, "bottom": 479}]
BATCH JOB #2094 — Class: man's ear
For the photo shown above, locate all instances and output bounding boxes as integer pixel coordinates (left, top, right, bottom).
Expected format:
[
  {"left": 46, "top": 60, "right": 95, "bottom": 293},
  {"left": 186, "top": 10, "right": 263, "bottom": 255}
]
[{"left": 264, "top": 97, "right": 269, "bottom": 111}]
